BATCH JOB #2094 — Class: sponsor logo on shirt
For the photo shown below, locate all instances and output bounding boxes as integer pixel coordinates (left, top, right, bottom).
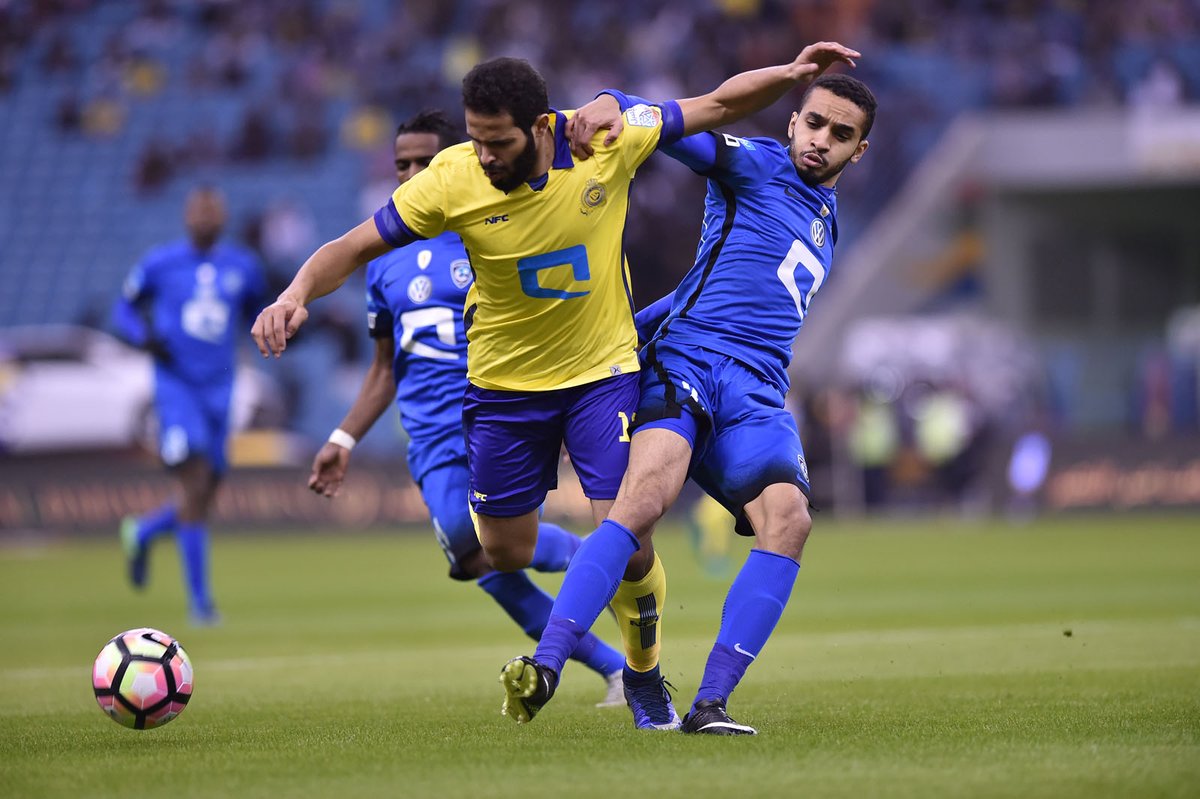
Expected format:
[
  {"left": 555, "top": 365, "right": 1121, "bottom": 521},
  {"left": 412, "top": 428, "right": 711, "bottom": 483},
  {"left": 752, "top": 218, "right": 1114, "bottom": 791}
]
[
  {"left": 484, "top": 214, "right": 509, "bottom": 225},
  {"left": 810, "top": 218, "right": 826, "bottom": 249},
  {"left": 408, "top": 275, "right": 432, "bottom": 304}
]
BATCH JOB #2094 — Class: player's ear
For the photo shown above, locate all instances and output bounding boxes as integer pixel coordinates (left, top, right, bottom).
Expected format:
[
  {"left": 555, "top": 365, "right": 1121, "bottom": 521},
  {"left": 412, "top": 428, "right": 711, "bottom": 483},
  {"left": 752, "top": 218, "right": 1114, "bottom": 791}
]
[
  {"left": 787, "top": 111, "right": 799, "bottom": 140},
  {"left": 534, "top": 113, "right": 551, "bottom": 135},
  {"left": 850, "top": 138, "right": 869, "bottom": 163}
]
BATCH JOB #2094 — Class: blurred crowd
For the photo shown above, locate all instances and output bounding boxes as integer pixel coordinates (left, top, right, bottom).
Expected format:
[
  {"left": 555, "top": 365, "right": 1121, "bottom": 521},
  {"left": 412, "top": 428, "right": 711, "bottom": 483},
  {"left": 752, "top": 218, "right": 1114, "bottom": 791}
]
[{"left": 6, "top": 0, "right": 1199, "bottom": 299}]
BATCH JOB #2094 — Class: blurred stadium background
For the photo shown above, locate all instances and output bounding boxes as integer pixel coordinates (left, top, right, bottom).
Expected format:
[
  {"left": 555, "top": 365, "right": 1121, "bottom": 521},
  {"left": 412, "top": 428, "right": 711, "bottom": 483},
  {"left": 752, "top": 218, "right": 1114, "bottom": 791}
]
[{"left": 1, "top": 0, "right": 1199, "bottom": 530}]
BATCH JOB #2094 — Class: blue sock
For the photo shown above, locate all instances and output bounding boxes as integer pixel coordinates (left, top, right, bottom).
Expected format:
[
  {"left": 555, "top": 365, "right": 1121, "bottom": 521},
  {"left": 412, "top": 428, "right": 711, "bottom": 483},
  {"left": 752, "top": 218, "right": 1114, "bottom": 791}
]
[
  {"left": 478, "top": 571, "right": 625, "bottom": 676},
  {"left": 136, "top": 503, "right": 177, "bottom": 547},
  {"left": 176, "top": 523, "right": 213, "bottom": 613},
  {"left": 533, "top": 519, "right": 639, "bottom": 674},
  {"left": 478, "top": 571, "right": 553, "bottom": 639},
  {"left": 528, "top": 522, "right": 584, "bottom": 573},
  {"left": 694, "top": 549, "right": 799, "bottom": 710}
]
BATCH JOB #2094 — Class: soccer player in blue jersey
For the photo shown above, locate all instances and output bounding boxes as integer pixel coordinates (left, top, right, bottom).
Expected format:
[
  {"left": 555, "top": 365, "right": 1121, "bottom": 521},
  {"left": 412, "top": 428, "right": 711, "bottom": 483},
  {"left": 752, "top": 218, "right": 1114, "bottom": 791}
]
[
  {"left": 514, "top": 71, "right": 876, "bottom": 735},
  {"left": 251, "top": 41, "right": 860, "bottom": 730},
  {"left": 306, "top": 110, "right": 626, "bottom": 706},
  {"left": 114, "top": 186, "right": 267, "bottom": 625}
]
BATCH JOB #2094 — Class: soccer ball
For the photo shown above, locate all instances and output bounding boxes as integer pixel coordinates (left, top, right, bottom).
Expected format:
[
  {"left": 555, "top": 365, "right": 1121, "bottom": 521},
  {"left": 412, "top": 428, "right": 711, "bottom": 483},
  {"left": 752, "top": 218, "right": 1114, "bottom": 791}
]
[{"left": 92, "top": 627, "right": 193, "bottom": 730}]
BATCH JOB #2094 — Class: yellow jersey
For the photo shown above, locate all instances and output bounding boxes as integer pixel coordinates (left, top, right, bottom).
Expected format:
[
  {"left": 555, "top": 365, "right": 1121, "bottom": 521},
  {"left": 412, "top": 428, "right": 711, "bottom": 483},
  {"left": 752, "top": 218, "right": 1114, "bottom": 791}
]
[{"left": 382, "top": 107, "right": 665, "bottom": 392}]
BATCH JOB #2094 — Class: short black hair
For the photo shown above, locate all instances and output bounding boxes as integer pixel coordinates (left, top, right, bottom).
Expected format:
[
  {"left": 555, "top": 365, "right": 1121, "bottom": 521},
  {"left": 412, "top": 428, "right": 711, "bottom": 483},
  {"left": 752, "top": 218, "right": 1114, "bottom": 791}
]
[
  {"left": 396, "top": 109, "right": 462, "bottom": 151},
  {"left": 461, "top": 57, "right": 549, "bottom": 132},
  {"left": 802, "top": 73, "right": 877, "bottom": 140}
]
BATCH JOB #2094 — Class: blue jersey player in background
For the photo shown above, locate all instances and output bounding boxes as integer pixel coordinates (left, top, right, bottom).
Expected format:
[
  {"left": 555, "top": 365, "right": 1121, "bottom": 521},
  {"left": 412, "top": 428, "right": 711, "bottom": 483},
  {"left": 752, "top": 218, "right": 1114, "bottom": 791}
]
[
  {"left": 306, "top": 110, "right": 627, "bottom": 706},
  {"left": 512, "top": 68, "right": 877, "bottom": 735},
  {"left": 114, "top": 186, "right": 267, "bottom": 625}
]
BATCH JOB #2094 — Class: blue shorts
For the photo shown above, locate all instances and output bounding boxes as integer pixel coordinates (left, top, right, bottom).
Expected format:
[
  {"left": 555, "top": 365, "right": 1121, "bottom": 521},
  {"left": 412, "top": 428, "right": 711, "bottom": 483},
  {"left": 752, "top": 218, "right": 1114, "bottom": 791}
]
[
  {"left": 154, "top": 370, "right": 232, "bottom": 474},
  {"left": 634, "top": 341, "right": 810, "bottom": 536},
  {"left": 407, "top": 428, "right": 468, "bottom": 487},
  {"left": 418, "top": 458, "right": 481, "bottom": 581},
  {"left": 462, "top": 372, "right": 639, "bottom": 517}
]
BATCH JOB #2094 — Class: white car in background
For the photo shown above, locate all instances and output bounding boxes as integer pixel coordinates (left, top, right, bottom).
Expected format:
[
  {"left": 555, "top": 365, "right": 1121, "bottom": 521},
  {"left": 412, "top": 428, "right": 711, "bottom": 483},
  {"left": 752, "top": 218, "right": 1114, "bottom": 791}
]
[{"left": 0, "top": 325, "right": 284, "bottom": 454}]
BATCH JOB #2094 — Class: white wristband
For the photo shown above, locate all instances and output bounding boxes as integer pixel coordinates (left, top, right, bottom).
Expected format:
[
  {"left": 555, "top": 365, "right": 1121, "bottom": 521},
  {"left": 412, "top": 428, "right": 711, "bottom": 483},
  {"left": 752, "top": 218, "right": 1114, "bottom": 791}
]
[{"left": 328, "top": 428, "right": 357, "bottom": 451}]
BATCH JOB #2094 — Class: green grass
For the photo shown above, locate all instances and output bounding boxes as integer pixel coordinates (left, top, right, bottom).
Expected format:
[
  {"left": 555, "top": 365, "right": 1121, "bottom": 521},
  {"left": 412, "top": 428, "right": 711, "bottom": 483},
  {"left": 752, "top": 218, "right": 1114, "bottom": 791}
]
[{"left": 1, "top": 515, "right": 1198, "bottom": 798}]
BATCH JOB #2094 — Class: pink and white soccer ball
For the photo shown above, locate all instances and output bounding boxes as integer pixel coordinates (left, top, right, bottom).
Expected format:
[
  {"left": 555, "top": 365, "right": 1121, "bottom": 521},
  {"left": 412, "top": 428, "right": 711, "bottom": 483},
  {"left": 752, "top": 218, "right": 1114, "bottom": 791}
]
[{"left": 92, "top": 628, "right": 193, "bottom": 729}]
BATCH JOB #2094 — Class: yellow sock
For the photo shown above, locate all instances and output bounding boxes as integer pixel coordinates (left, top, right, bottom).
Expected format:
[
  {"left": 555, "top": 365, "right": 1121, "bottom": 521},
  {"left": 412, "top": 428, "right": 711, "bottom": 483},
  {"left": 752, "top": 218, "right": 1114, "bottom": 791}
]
[{"left": 608, "top": 552, "right": 666, "bottom": 672}]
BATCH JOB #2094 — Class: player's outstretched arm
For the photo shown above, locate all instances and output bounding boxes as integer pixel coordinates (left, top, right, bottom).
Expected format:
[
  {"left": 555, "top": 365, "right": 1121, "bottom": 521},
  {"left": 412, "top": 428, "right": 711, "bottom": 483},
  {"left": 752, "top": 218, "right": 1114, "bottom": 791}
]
[
  {"left": 251, "top": 218, "right": 393, "bottom": 358},
  {"left": 676, "top": 41, "right": 859, "bottom": 136},
  {"left": 567, "top": 41, "right": 859, "bottom": 155},
  {"left": 308, "top": 338, "right": 398, "bottom": 498}
]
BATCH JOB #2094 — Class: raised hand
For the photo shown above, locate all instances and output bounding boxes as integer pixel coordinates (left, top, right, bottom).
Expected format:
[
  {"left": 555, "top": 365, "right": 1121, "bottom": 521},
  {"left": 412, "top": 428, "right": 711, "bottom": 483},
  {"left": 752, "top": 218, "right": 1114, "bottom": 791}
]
[
  {"left": 566, "top": 93, "right": 624, "bottom": 161},
  {"left": 791, "top": 41, "right": 860, "bottom": 81}
]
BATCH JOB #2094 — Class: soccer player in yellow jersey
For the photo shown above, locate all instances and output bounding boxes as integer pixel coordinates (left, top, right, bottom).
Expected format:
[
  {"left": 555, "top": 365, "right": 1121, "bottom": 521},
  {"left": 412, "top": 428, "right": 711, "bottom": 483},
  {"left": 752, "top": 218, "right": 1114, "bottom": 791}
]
[{"left": 251, "top": 42, "right": 861, "bottom": 730}]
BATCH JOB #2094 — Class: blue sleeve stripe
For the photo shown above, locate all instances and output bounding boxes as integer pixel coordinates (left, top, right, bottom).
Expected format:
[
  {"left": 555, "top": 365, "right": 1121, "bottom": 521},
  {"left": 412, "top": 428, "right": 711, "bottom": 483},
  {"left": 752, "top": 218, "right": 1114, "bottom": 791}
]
[
  {"left": 658, "top": 100, "right": 684, "bottom": 148},
  {"left": 373, "top": 198, "right": 419, "bottom": 248},
  {"left": 598, "top": 89, "right": 634, "bottom": 111}
]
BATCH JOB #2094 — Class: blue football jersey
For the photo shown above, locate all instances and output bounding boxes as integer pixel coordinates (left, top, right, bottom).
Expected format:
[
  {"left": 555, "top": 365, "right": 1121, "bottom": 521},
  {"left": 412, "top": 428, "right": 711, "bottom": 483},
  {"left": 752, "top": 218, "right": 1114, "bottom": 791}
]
[
  {"left": 117, "top": 240, "right": 267, "bottom": 385},
  {"left": 365, "top": 231, "right": 473, "bottom": 459},
  {"left": 652, "top": 132, "right": 838, "bottom": 394}
]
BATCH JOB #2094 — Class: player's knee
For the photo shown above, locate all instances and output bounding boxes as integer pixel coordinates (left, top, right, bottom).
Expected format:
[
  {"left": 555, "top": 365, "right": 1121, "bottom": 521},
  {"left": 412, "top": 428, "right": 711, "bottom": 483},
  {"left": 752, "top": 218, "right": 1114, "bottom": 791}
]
[
  {"left": 481, "top": 539, "right": 534, "bottom": 572},
  {"left": 611, "top": 491, "right": 671, "bottom": 537},
  {"left": 455, "top": 549, "right": 493, "bottom": 580},
  {"left": 758, "top": 498, "right": 812, "bottom": 559}
]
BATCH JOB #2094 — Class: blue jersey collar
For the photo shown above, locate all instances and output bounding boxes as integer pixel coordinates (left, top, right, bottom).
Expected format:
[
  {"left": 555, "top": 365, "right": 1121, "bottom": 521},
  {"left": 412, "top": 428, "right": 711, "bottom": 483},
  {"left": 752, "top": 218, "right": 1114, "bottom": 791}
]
[
  {"left": 550, "top": 110, "right": 574, "bottom": 170},
  {"left": 526, "top": 110, "right": 573, "bottom": 192}
]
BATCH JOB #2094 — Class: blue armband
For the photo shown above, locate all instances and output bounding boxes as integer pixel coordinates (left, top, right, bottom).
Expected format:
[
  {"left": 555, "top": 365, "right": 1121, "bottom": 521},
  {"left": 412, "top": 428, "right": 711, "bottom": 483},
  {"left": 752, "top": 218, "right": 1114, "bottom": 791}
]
[{"left": 373, "top": 198, "right": 420, "bottom": 248}]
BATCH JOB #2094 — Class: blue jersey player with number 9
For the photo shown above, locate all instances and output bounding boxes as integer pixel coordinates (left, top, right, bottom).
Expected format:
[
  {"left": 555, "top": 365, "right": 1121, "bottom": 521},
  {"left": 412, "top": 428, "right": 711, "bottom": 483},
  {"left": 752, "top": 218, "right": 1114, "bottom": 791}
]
[
  {"left": 251, "top": 42, "right": 861, "bottom": 731},
  {"left": 518, "top": 72, "right": 877, "bottom": 735},
  {"left": 306, "top": 110, "right": 627, "bottom": 706}
]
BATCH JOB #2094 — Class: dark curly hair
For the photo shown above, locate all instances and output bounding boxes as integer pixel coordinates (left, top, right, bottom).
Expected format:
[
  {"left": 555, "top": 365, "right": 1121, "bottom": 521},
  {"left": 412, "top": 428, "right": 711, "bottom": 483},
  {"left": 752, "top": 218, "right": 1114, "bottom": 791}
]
[
  {"left": 802, "top": 73, "right": 877, "bottom": 139},
  {"left": 461, "top": 57, "right": 549, "bottom": 132},
  {"left": 396, "top": 109, "right": 463, "bottom": 151}
]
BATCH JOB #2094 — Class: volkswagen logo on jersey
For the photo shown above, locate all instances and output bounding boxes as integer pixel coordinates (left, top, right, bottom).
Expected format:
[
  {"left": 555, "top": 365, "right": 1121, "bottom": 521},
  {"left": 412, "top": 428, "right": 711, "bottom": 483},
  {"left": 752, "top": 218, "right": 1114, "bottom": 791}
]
[
  {"left": 810, "top": 218, "right": 826, "bottom": 249},
  {"left": 408, "top": 275, "right": 433, "bottom": 303},
  {"left": 450, "top": 259, "right": 473, "bottom": 289}
]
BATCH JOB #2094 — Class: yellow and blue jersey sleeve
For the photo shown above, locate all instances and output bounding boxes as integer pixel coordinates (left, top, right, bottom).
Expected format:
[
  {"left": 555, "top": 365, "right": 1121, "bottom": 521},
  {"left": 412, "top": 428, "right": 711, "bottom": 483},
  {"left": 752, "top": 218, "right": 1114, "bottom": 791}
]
[{"left": 387, "top": 148, "right": 459, "bottom": 240}]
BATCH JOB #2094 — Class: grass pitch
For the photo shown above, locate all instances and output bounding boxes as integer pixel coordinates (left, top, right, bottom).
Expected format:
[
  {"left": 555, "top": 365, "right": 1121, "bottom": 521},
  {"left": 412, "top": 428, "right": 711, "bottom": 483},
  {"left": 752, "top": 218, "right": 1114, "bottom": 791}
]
[{"left": 1, "top": 515, "right": 1197, "bottom": 798}]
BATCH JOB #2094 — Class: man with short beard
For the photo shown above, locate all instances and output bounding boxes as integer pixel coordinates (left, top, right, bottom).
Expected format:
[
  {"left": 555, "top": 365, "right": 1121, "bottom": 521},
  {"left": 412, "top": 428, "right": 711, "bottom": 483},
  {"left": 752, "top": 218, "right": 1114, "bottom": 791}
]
[{"left": 251, "top": 43, "right": 861, "bottom": 731}]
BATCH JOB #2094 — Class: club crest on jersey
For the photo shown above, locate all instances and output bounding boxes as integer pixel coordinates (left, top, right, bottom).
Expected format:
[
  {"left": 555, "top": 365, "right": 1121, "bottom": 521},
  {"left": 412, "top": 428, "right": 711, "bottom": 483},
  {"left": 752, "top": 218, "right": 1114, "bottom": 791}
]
[
  {"left": 221, "top": 271, "right": 243, "bottom": 294},
  {"left": 407, "top": 275, "right": 432, "bottom": 303},
  {"left": 580, "top": 178, "right": 606, "bottom": 215},
  {"left": 624, "top": 104, "right": 661, "bottom": 128},
  {"left": 810, "top": 218, "right": 826, "bottom": 249},
  {"left": 450, "top": 259, "right": 473, "bottom": 289}
]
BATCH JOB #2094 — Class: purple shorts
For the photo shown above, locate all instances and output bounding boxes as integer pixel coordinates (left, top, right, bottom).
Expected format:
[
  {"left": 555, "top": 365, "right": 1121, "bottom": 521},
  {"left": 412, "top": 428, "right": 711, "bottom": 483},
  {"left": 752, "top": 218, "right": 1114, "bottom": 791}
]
[{"left": 462, "top": 372, "right": 639, "bottom": 517}]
